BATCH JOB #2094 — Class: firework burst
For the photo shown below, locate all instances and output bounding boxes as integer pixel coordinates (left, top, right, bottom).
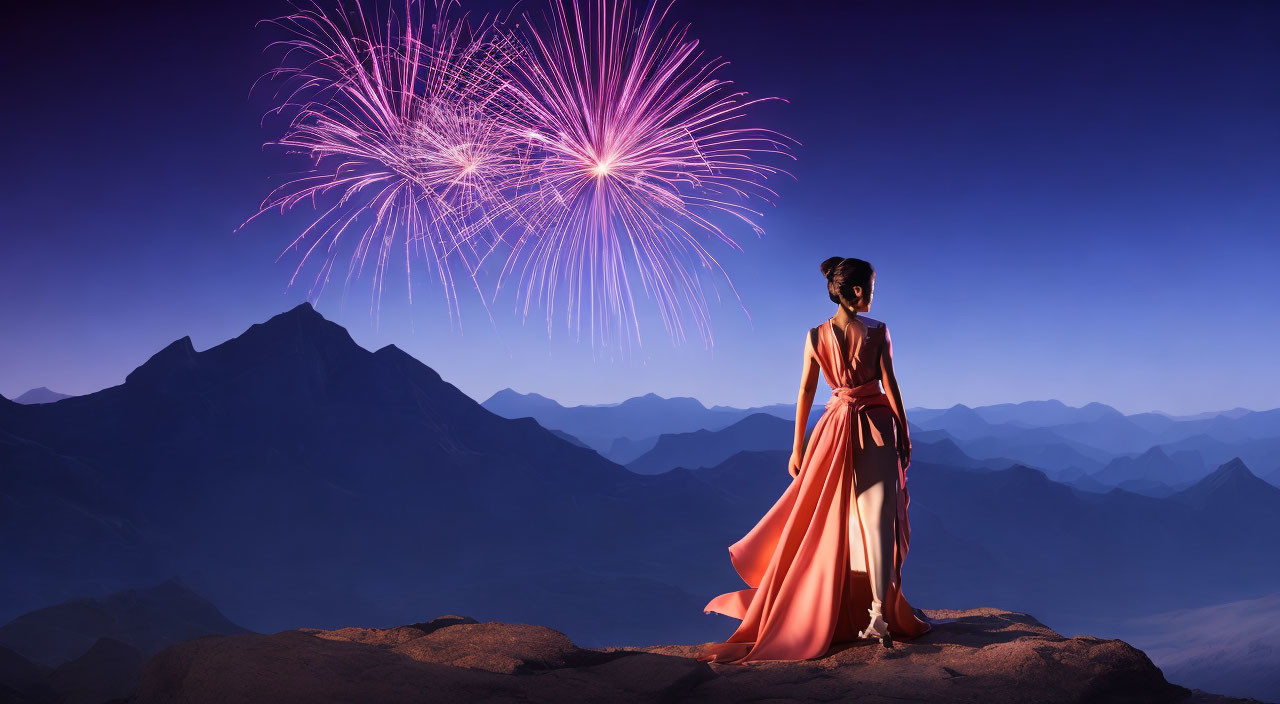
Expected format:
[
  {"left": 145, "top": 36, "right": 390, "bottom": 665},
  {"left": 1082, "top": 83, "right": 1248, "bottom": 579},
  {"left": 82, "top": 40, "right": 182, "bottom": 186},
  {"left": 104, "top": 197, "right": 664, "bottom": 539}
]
[
  {"left": 488, "top": 0, "right": 796, "bottom": 350},
  {"left": 241, "top": 0, "right": 794, "bottom": 348}
]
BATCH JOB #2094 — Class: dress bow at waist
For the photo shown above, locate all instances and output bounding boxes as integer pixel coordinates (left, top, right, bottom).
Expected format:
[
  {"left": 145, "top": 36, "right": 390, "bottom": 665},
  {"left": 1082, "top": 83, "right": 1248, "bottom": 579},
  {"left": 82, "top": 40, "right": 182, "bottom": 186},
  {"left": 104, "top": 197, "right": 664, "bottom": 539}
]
[
  {"left": 825, "top": 379, "right": 897, "bottom": 455},
  {"left": 825, "top": 379, "right": 891, "bottom": 413}
]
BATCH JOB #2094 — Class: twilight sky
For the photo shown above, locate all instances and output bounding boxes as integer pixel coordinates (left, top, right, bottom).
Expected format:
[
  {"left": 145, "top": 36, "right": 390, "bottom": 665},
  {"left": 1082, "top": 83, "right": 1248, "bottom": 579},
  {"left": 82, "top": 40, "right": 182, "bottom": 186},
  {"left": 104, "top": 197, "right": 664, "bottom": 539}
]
[{"left": 1, "top": 0, "right": 1276, "bottom": 415}]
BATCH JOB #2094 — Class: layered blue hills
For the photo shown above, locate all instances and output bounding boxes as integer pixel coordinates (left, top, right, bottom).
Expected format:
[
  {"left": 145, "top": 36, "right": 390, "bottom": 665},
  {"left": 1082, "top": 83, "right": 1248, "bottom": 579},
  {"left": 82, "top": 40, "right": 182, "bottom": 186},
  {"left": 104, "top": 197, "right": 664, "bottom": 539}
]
[
  {"left": 488, "top": 383, "right": 1280, "bottom": 492},
  {"left": 4, "top": 303, "right": 1278, "bottom": 699}
]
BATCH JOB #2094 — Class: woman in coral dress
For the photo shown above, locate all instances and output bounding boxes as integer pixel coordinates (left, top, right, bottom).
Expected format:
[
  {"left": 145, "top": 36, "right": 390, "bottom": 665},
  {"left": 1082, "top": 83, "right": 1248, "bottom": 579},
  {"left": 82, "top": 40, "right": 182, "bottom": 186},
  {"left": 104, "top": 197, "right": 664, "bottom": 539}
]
[{"left": 697, "top": 256, "right": 932, "bottom": 664}]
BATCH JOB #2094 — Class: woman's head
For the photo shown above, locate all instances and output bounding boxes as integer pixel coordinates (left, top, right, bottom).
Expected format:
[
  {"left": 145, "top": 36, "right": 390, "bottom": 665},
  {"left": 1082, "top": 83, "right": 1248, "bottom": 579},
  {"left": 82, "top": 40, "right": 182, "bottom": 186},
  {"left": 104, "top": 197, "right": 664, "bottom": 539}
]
[{"left": 820, "top": 256, "right": 876, "bottom": 312}]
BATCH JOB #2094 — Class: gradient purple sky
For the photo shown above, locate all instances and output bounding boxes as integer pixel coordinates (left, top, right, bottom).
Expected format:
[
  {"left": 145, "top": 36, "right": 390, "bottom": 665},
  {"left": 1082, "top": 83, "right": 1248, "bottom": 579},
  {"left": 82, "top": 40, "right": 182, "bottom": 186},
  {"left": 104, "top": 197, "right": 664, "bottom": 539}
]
[{"left": 1, "top": 0, "right": 1276, "bottom": 414}]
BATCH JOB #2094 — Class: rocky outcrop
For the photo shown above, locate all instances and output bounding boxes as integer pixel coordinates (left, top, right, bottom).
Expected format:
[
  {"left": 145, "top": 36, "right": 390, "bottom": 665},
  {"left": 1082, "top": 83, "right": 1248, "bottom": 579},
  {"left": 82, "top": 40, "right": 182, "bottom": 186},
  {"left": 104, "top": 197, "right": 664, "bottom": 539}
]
[{"left": 131, "top": 608, "right": 1260, "bottom": 704}]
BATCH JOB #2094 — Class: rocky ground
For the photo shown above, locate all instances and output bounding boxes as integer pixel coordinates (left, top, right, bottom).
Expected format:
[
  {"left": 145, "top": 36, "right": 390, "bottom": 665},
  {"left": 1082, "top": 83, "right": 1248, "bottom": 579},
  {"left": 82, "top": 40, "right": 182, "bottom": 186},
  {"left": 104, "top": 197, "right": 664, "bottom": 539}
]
[{"left": 125, "top": 608, "right": 1264, "bottom": 704}]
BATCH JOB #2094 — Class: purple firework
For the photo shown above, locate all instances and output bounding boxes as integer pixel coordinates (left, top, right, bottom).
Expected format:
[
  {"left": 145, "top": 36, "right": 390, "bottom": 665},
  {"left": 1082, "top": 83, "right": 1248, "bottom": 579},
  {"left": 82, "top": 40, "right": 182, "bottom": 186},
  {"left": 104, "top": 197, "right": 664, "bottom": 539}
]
[
  {"left": 239, "top": 0, "right": 522, "bottom": 327},
  {"left": 487, "top": 0, "right": 796, "bottom": 350}
]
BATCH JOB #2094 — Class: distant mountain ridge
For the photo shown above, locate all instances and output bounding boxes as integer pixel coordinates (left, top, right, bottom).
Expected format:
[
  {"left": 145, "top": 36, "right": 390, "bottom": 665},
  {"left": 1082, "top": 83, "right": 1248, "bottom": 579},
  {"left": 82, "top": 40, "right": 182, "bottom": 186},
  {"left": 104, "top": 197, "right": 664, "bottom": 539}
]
[
  {"left": 626, "top": 413, "right": 1007, "bottom": 476},
  {"left": 481, "top": 388, "right": 747, "bottom": 456},
  {"left": 485, "top": 390, "right": 1279, "bottom": 490},
  {"left": 627, "top": 412, "right": 794, "bottom": 475},
  {"left": 12, "top": 387, "right": 72, "bottom": 404}
]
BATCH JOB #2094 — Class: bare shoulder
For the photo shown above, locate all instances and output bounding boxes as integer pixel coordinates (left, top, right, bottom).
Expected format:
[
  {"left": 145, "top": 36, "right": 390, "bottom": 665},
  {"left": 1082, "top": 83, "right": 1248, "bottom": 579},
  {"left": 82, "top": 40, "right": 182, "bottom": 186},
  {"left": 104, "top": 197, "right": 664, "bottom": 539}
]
[{"left": 857, "top": 315, "right": 886, "bottom": 330}]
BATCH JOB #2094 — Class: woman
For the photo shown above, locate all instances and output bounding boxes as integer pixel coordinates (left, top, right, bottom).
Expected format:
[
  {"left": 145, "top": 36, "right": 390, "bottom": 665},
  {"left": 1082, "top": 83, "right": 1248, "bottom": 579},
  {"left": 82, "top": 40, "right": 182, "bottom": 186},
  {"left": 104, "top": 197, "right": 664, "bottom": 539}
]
[{"left": 697, "top": 256, "right": 932, "bottom": 664}]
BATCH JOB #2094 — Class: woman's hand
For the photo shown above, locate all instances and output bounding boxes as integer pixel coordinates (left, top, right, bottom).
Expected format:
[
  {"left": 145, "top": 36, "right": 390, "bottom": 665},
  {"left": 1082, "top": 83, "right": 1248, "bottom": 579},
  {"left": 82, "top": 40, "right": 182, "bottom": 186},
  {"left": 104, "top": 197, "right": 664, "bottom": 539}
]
[
  {"left": 896, "top": 432, "right": 912, "bottom": 470},
  {"left": 788, "top": 448, "right": 804, "bottom": 478}
]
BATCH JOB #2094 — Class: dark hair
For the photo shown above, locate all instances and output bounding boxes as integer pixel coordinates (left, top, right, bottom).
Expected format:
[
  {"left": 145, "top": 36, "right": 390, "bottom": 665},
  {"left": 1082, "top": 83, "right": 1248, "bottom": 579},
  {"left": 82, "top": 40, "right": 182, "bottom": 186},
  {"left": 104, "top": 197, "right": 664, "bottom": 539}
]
[{"left": 820, "top": 256, "right": 875, "bottom": 305}]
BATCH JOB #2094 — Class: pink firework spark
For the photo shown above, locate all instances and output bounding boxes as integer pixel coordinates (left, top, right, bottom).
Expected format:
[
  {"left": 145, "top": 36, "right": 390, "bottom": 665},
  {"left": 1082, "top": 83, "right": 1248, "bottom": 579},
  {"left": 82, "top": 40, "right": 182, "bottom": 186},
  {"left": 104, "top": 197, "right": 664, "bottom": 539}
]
[
  {"left": 237, "top": 0, "right": 522, "bottom": 328},
  {"left": 490, "top": 0, "right": 796, "bottom": 350}
]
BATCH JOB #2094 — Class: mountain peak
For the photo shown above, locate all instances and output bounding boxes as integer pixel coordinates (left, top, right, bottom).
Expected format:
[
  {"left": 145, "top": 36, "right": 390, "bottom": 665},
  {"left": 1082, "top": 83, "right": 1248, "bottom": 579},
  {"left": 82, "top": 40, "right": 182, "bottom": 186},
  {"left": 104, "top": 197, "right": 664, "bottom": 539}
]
[
  {"left": 1214, "top": 457, "right": 1251, "bottom": 478},
  {"left": 119, "top": 304, "right": 368, "bottom": 397},
  {"left": 1137, "top": 445, "right": 1170, "bottom": 460},
  {"left": 618, "top": 393, "right": 708, "bottom": 411},
  {"left": 1079, "top": 401, "right": 1125, "bottom": 419},
  {"left": 229, "top": 303, "right": 362, "bottom": 357},
  {"left": 124, "top": 336, "right": 199, "bottom": 387},
  {"left": 482, "top": 388, "right": 562, "bottom": 410},
  {"left": 262, "top": 300, "right": 330, "bottom": 329},
  {"left": 734, "top": 412, "right": 792, "bottom": 430},
  {"left": 285, "top": 300, "right": 319, "bottom": 317},
  {"left": 936, "top": 403, "right": 986, "bottom": 423},
  {"left": 13, "top": 386, "right": 73, "bottom": 404},
  {"left": 1173, "top": 457, "right": 1277, "bottom": 508}
]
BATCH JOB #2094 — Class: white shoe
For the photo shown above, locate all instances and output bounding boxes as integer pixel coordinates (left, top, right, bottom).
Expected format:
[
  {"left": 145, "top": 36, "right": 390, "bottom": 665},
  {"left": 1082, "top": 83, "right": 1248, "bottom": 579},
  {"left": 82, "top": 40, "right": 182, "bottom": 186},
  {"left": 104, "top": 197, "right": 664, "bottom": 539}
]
[{"left": 858, "top": 604, "right": 894, "bottom": 648}]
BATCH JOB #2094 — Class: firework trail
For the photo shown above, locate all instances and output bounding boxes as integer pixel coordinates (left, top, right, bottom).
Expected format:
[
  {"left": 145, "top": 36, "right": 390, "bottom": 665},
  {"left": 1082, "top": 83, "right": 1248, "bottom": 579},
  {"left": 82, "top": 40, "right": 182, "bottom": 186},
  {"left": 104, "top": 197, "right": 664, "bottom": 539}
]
[
  {"left": 237, "top": 0, "right": 522, "bottom": 328},
  {"left": 491, "top": 0, "right": 796, "bottom": 350}
]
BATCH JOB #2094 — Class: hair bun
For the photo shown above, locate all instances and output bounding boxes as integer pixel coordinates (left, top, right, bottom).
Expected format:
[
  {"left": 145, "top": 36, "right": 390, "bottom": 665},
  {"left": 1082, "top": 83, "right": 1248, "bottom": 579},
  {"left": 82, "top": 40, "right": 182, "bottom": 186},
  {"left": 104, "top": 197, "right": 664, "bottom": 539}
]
[
  {"left": 821, "top": 256, "right": 875, "bottom": 306},
  {"left": 820, "top": 256, "right": 845, "bottom": 280}
]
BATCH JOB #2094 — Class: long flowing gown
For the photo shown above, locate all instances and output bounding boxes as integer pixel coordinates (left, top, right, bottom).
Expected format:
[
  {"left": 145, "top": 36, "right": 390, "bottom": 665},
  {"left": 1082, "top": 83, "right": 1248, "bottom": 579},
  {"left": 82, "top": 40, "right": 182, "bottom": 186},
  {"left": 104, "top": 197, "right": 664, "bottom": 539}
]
[{"left": 697, "top": 315, "right": 932, "bottom": 663}]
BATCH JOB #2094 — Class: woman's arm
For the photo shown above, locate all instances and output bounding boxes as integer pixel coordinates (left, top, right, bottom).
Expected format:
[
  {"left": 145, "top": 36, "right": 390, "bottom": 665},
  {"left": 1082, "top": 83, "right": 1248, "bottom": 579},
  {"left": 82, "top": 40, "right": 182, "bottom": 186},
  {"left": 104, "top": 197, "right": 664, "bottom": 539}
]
[
  {"left": 879, "top": 325, "right": 912, "bottom": 469},
  {"left": 789, "top": 329, "right": 821, "bottom": 477}
]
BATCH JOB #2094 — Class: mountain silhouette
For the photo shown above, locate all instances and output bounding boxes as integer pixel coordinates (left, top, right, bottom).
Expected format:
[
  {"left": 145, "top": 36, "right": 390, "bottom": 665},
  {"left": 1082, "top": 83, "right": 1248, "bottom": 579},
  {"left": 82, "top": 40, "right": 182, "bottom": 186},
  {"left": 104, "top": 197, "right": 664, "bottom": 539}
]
[
  {"left": 12, "top": 387, "right": 72, "bottom": 405},
  {"left": 482, "top": 387, "right": 746, "bottom": 453},
  {"left": 884, "top": 456, "right": 1280, "bottom": 631},
  {"left": 486, "top": 386, "right": 1280, "bottom": 489},
  {"left": 1171, "top": 457, "right": 1280, "bottom": 512},
  {"left": 916, "top": 404, "right": 991, "bottom": 437},
  {"left": 909, "top": 436, "right": 1002, "bottom": 470},
  {"left": 480, "top": 388, "right": 564, "bottom": 418},
  {"left": 627, "top": 414, "right": 995, "bottom": 476},
  {"left": 0, "top": 303, "right": 747, "bottom": 647},
  {"left": 689, "top": 450, "right": 793, "bottom": 509},
  {"left": 0, "top": 577, "right": 249, "bottom": 668},
  {"left": 969, "top": 399, "right": 1122, "bottom": 427},
  {"left": 889, "top": 399, "right": 1280, "bottom": 483},
  {"left": 1266, "top": 466, "right": 1280, "bottom": 488},
  {"left": 1037, "top": 413, "right": 1157, "bottom": 454},
  {"left": 627, "top": 413, "right": 794, "bottom": 475},
  {"left": 1090, "top": 445, "right": 1205, "bottom": 492},
  {"left": 603, "top": 434, "right": 661, "bottom": 464}
]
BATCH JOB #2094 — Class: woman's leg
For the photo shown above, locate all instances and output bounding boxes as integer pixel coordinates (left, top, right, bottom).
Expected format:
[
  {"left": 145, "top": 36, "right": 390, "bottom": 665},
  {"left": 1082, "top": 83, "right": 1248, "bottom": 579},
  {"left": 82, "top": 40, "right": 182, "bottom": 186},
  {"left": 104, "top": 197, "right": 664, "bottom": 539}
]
[{"left": 851, "top": 445, "right": 900, "bottom": 609}]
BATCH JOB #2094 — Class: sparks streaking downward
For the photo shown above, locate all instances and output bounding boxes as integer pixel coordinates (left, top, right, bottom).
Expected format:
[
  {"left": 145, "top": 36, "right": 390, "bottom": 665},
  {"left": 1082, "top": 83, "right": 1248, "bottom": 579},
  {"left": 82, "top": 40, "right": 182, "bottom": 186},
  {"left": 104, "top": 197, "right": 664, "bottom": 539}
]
[{"left": 240, "top": 0, "right": 795, "bottom": 349}]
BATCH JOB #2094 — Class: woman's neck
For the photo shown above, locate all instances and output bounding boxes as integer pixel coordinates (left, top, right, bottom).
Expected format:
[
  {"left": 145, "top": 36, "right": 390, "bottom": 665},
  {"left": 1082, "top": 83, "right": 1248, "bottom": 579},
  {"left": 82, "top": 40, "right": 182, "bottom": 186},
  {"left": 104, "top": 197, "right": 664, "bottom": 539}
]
[{"left": 832, "top": 307, "right": 860, "bottom": 327}]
